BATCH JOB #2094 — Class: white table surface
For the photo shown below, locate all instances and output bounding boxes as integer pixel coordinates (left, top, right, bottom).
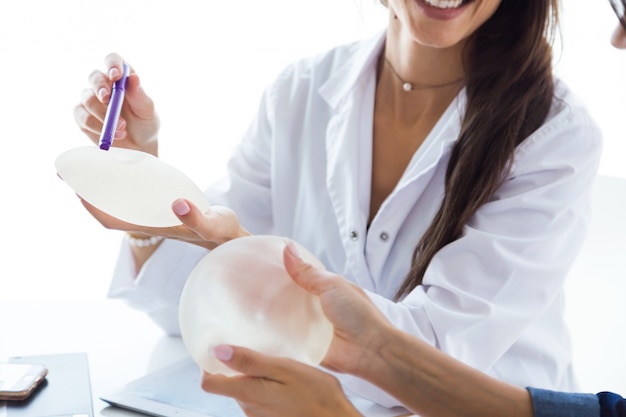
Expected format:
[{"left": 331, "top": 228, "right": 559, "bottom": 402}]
[
  {"left": 0, "top": 299, "right": 190, "bottom": 416},
  {"left": 2, "top": 176, "right": 623, "bottom": 415},
  {"left": 0, "top": 299, "right": 416, "bottom": 417}
]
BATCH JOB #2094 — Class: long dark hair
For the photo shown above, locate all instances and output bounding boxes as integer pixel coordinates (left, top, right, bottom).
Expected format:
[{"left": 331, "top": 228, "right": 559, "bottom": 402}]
[
  {"left": 610, "top": 0, "right": 626, "bottom": 30},
  {"left": 394, "top": 1, "right": 560, "bottom": 299}
]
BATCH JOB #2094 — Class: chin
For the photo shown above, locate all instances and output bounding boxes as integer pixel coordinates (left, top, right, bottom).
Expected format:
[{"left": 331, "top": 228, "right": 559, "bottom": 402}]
[{"left": 611, "top": 24, "right": 626, "bottom": 49}]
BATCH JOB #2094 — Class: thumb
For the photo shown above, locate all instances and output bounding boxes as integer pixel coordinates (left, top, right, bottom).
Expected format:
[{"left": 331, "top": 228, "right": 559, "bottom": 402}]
[{"left": 283, "top": 241, "right": 326, "bottom": 297}]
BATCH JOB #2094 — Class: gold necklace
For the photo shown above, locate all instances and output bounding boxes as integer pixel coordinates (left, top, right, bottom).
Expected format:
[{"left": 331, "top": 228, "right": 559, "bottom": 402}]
[{"left": 384, "top": 57, "right": 465, "bottom": 92}]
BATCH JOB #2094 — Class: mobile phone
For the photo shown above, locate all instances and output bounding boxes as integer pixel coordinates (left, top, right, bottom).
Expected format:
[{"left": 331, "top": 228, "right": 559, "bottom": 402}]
[{"left": 0, "top": 363, "right": 48, "bottom": 401}]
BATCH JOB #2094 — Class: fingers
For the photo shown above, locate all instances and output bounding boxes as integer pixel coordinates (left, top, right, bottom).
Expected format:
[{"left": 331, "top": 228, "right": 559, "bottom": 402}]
[
  {"left": 171, "top": 198, "right": 205, "bottom": 229},
  {"left": 170, "top": 198, "right": 223, "bottom": 249},
  {"left": 73, "top": 105, "right": 100, "bottom": 145},
  {"left": 104, "top": 52, "right": 127, "bottom": 81},
  {"left": 79, "top": 88, "right": 105, "bottom": 124},
  {"left": 171, "top": 199, "right": 246, "bottom": 247},
  {"left": 200, "top": 372, "right": 239, "bottom": 398},
  {"left": 87, "top": 69, "right": 111, "bottom": 103},
  {"left": 86, "top": 53, "right": 131, "bottom": 120},
  {"left": 75, "top": 69, "right": 109, "bottom": 145},
  {"left": 283, "top": 241, "right": 317, "bottom": 290},
  {"left": 79, "top": 198, "right": 136, "bottom": 231},
  {"left": 76, "top": 53, "right": 127, "bottom": 144},
  {"left": 200, "top": 345, "right": 289, "bottom": 399},
  {"left": 123, "top": 73, "right": 157, "bottom": 121},
  {"left": 201, "top": 348, "right": 359, "bottom": 417},
  {"left": 102, "top": 53, "right": 155, "bottom": 121},
  {"left": 75, "top": 87, "right": 127, "bottom": 145},
  {"left": 76, "top": 52, "right": 161, "bottom": 153},
  {"left": 213, "top": 345, "right": 287, "bottom": 379},
  {"left": 74, "top": 88, "right": 105, "bottom": 143},
  {"left": 284, "top": 241, "right": 366, "bottom": 296}
]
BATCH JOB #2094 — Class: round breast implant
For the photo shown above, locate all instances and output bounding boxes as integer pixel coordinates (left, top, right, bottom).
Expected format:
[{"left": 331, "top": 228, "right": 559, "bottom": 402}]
[
  {"left": 179, "top": 235, "right": 333, "bottom": 376},
  {"left": 55, "top": 146, "right": 210, "bottom": 227}
]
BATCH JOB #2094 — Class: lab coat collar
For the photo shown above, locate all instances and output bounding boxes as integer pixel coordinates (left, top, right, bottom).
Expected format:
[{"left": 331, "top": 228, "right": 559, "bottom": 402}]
[{"left": 318, "top": 30, "right": 386, "bottom": 110}]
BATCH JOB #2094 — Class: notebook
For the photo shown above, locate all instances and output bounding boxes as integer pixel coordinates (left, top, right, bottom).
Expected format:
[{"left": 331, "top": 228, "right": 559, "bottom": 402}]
[{"left": 6, "top": 352, "right": 94, "bottom": 417}]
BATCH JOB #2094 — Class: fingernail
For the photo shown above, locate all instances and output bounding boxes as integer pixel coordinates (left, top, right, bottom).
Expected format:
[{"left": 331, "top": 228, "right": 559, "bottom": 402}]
[
  {"left": 109, "top": 67, "right": 120, "bottom": 79},
  {"left": 172, "top": 199, "right": 191, "bottom": 216},
  {"left": 114, "top": 129, "right": 125, "bottom": 139},
  {"left": 116, "top": 118, "right": 126, "bottom": 130},
  {"left": 97, "top": 87, "right": 109, "bottom": 101},
  {"left": 213, "top": 345, "right": 234, "bottom": 362},
  {"left": 286, "top": 241, "right": 301, "bottom": 259}
]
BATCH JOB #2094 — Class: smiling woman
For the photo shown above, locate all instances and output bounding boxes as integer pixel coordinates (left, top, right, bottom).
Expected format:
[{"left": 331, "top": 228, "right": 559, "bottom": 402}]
[
  {"left": 63, "top": 0, "right": 610, "bottom": 411},
  {"left": 0, "top": 1, "right": 624, "bottom": 416}
]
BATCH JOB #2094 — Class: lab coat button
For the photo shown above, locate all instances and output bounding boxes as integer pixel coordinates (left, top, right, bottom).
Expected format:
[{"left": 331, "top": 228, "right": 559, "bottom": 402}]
[
  {"left": 349, "top": 229, "right": 358, "bottom": 241},
  {"left": 380, "top": 232, "right": 389, "bottom": 242}
]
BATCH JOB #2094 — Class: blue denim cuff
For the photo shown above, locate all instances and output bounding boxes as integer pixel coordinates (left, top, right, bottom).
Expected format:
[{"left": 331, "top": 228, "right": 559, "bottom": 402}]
[{"left": 527, "top": 387, "right": 600, "bottom": 417}]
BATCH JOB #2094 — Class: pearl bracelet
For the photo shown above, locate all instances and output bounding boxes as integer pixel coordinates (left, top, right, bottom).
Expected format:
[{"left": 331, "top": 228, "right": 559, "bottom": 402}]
[{"left": 125, "top": 233, "right": 164, "bottom": 248}]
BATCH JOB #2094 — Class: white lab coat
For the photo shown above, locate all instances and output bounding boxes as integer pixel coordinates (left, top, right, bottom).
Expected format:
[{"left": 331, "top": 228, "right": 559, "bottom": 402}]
[{"left": 109, "top": 32, "right": 603, "bottom": 407}]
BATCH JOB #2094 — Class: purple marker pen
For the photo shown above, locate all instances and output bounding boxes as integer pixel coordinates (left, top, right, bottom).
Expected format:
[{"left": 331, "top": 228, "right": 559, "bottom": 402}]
[{"left": 98, "top": 62, "right": 130, "bottom": 150}]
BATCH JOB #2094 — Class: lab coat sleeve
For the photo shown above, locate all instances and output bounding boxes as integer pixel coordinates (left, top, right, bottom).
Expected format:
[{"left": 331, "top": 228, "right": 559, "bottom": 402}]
[
  {"left": 106, "top": 71, "right": 281, "bottom": 335},
  {"left": 340, "top": 97, "right": 603, "bottom": 406},
  {"left": 107, "top": 238, "right": 209, "bottom": 336},
  {"left": 203, "top": 74, "right": 276, "bottom": 229}
]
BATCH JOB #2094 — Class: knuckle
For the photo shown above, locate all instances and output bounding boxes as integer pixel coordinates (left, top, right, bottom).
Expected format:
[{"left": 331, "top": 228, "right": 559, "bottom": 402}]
[
  {"left": 74, "top": 105, "right": 100, "bottom": 133},
  {"left": 73, "top": 105, "right": 90, "bottom": 127},
  {"left": 234, "top": 353, "right": 255, "bottom": 375},
  {"left": 200, "top": 376, "right": 214, "bottom": 392},
  {"left": 80, "top": 88, "right": 95, "bottom": 106},
  {"left": 238, "top": 402, "right": 257, "bottom": 415},
  {"left": 87, "top": 69, "right": 104, "bottom": 86},
  {"left": 104, "top": 52, "right": 121, "bottom": 64},
  {"left": 297, "top": 260, "right": 320, "bottom": 278}
]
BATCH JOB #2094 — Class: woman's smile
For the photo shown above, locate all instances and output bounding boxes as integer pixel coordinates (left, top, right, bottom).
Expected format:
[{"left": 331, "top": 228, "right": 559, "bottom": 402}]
[
  {"left": 415, "top": 0, "right": 474, "bottom": 20},
  {"left": 424, "top": 0, "right": 465, "bottom": 9}
]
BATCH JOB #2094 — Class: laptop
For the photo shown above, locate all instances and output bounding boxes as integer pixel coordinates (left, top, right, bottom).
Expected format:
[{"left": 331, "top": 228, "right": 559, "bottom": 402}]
[
  {"left": 101, "top": 356, "right": 242, "bottom": 417},
  {"left": 6, "top": 352, "right": 94, "bottom": 417}
]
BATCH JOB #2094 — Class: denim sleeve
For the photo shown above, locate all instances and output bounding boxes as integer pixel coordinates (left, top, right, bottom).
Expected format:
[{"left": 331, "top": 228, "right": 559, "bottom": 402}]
[
  {"left": 597, "top": 392, "right": 626, "bottom": 417},
  {"left": 527, "top": 387, "right": 600, "bottom": 417}
]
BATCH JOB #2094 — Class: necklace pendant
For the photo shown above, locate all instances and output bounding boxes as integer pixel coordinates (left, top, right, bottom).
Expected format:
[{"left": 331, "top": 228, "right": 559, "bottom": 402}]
[{"left": 402, "top": 82, "right": 413, "bottom": 92}]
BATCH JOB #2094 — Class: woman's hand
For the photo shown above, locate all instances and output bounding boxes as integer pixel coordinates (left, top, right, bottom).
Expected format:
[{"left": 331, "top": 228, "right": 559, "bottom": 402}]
[
  {"left": 283, "top": 242, "right": 395, "bottom": 378},
  {"left": 198, "top": 243, "right": 400, "bottom": 417},
  {"left": 80, "top": 197, "right": 250, "bottom": 251},
  {"left": 201, "top": 345, "right": 363, "bottom": 417},
  {"left": 74, "top": 53, "right": 160, "bottom": 156}
]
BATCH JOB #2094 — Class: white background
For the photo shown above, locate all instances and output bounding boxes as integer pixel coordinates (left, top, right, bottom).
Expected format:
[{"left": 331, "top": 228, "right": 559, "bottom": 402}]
[
  {"left": 0, "top": 0, "right": 387, "bottom": 301},
  {"left": 0, "top": 0, "right": 624, "bottom": 397}
]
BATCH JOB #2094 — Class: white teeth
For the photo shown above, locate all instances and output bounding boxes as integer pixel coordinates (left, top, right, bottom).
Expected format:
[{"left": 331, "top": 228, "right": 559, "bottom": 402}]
[{"left": 424, "top": 0, "right": 464, "bottom": 9}]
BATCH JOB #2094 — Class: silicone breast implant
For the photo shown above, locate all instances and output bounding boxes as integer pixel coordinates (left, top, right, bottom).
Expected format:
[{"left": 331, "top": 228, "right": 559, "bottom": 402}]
[
  {"left": 179, "top": 235, "right": 333, "bottom": 376},
  {"left": 55, "top": 146, "right": 210, "bottom": 227}
]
